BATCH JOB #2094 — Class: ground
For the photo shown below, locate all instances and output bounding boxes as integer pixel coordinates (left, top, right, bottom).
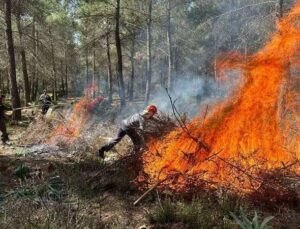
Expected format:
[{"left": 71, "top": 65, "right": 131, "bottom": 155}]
[{"left": 0, "top": 104, "right": 299, "bottom": 228}]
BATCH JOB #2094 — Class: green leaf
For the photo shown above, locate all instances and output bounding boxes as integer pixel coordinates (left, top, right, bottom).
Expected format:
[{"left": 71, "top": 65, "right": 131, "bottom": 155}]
[
  {"left": 252, "top": 211, "right": 259, "bottom": 228},
  {"left": 13, "top": 164, "right": 31, "bottom": 180},
  {"left": 240, "top": 207, "right": 252, "bottom": 227},
  {"left": 260, "top": 216, "right": 274, "bottom": 229},
  {"left": 230, "top": 212, "right": 247, "bottom": 229}
]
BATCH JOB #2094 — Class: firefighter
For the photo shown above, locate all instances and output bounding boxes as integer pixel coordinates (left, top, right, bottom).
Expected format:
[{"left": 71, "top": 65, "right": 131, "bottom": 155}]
[
  {"left": 97, "top": 105, "right": 158, "bottom": 158},
  {"left": 0, "top": 95, "right": 9, "bottom": 144},
  {"left": 39, "top": 90, "right": 52, "bottom": 115}
]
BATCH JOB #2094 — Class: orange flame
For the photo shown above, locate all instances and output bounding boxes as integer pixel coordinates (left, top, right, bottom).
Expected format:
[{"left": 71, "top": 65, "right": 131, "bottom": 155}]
[
  {"left": 143, "top": 2, "right": 300, "bottom": 193},
  {"left": 48, "top": 82, "right": 102, "bottom": 144}
]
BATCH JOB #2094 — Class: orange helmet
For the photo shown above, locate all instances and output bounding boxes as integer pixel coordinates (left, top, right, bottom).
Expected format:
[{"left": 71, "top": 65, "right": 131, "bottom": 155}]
[{"left": 146, "top": 105, "right": 157, "bottom": 114}]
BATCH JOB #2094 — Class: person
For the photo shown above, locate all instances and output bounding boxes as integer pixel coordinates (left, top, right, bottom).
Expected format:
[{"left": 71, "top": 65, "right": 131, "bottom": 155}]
[
  {"left": 0, "top": 95, "right": 9, "bottom": 144},
  {"left": 39, "top": 90, "right": 52, "bottom": 115},
  {"left": 97, "top": 105, "right": 158, "bottom": 159}
]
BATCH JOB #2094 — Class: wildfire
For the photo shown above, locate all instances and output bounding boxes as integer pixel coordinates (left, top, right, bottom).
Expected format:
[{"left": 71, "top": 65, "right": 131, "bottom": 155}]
[
  {"left": 142, "top": 2, "right": 300, "bottom": 193},
  {"left": 48, "top": 83, "right": 104, "bottom": 144}
]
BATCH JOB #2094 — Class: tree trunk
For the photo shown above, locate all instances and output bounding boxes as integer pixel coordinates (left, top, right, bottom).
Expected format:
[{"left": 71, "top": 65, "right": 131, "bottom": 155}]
[
  {"left": 276, "top": 0, "right": 284, "bottom": 19},
  {"left": 65, "top": 65, "right": 68, "bottom": 97},
  {"left": 31, "top": 20, "right": 38, "bottom": 101},
  {"left": 145, "top": 0, "right": 152, "bottom": 105},
  {"left": 0, "top": 69, "right": 4, "bottom": 93},
  {"left": 115, "top": 0, "right": 126, "bottom": 109},
  {"left": 86, "top": 48, "right": 89, "bottom": 85},
  {"left": 106, "top": 33, "right": 113, "bottom": 103},
  {"left": 34, "top": 78, "right": 39, "bottom": 100},
  {"left": 60, "top": 60, "right": 65, "bottom": 96},
  {"left": 5, "top": 0, "right": 21, "bottom": 120},
  {"left": 5, "top": 68, "right": 10, "bottom": 95},
  {"left": 49, "top": 29, "right": 57, "bottom": 101},
  {"left": 129, "top": 32, "right": 135, "bottom": 101},
  {"left": 166, "top": 0, "right": 174, "bottom": 92},
  {"left": 93, "top": 48, "right": 96, "bottom": 98},
  {"left": 16, "top": 3, "right": 30, "bottom": 105},
  {"left": 64, "top": 43, "right": 68, "bottom": 97}
]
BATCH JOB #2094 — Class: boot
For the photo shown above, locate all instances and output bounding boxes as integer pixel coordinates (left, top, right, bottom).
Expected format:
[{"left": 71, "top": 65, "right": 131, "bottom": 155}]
[
  {"left": 96, "top": 147, "right": 105, "bottom": 159},
  {"left": 1, "top": 135, "right": 9, "bottom": 145}
]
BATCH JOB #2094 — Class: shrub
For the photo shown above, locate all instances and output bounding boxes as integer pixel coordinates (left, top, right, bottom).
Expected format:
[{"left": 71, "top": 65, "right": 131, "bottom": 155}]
[
  {"left": 230, "top": 207, "right": 274, "bottom": 229},
  {"left": 146, "top": 198, "right": 178, "bottom": 224},
  {"left": 13, "top": 164, "right": 31, "bottom": 180}
]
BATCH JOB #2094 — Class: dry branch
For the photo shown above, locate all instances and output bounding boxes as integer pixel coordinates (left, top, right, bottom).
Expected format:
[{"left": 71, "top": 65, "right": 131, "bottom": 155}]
[
  {"left": 165, "top": 88, "right": 210, "bottom": 152},
  {"left": 133, "top": 178, "right": 168, "bottom": 206}
]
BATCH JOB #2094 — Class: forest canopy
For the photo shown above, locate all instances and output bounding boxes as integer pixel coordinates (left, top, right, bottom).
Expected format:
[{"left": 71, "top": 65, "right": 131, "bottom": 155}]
[{"left": 0, "top": 0, "right": 294, "bottom": 118}]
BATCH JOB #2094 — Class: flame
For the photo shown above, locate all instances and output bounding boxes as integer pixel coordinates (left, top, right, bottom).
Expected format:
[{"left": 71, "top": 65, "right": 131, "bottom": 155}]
[
  {"left": 48, "top": 82, "right": 104, "bottom": 144},
  {"left": 143, "top": 2, "right": 300, "bottom": 193}
]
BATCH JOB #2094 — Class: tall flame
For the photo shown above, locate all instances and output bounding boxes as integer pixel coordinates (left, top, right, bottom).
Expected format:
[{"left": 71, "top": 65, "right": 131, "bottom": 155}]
[
  {"left": 48, "top": 82, "right": 103, "bottom": 144},
  {"left": 143, "top": 2, "right": 300, "bottom": 192}
]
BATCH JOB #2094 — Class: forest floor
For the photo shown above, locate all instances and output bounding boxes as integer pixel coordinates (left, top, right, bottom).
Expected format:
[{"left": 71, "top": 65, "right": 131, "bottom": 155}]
[{"left": 0, "top": 102, "right": 299, "bottom": 229}]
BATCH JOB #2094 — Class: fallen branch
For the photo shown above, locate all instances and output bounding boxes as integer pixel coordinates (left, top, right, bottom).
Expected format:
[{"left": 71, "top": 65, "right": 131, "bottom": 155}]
[
  {"left": 12, "top": 103, "right": 67, "bottom": 111},
  {"left": 133, "top": 177, "right": 168, "bottom": 206}
]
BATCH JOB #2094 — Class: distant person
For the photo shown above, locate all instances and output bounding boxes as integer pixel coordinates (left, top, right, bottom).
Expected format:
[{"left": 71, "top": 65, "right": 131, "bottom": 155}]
[
  {"left": 39, "top": 90, "right": 52, "bottom": 115},
  {"left": 0, "top": 95, "right": 9, "bottom": 144},
  {"left": 97, "top": 105, "right": 158, "bottom": 159}
]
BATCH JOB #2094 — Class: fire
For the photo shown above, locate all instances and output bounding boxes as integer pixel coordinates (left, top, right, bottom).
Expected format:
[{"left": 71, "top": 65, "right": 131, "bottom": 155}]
[
  {"left": 48, "top": 83, "right": 104, "bottom": 144},
  {"left": 143, "top": 2, "right": 300, "bottom": 193}
]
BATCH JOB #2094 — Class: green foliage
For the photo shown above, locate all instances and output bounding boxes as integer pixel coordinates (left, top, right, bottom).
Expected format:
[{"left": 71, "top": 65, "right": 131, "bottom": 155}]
[
  {"left": 146, "top": 198, "right": 178, "bottom": 224},
  {"left": 13, "top": 164, "right": 31, "bottom": 180},
  {"left": 15, "top": 148, "right": 29, "bottom": 157},
  {"left": 38, "top": 176, "right": 65, "bottom": 201},
  {"left": 179, "top": 199, "right": 204, "bottom": 228},
  {"left": 1, "top": 175, "right": 65, "bottom": 204},
  {"left": 4, "top": 187, "right": 35, "bottom": 199},
  {"left": 230, "top": 207, "right": 274, "bottom": 229},
  {"left": 146, "top": 197, "right": 237, "bottom": 228},
  {"left": 186, "top": 1, "right": 220, "bottom": 25}
]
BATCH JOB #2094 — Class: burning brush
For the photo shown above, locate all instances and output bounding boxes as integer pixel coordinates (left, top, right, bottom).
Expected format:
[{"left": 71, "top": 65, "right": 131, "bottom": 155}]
[
  {"left": 47, "top": 83, "right": 105, "bottom": 145},
  {"left": 140, "top": 1, "right": 300, "bottom": 197}
]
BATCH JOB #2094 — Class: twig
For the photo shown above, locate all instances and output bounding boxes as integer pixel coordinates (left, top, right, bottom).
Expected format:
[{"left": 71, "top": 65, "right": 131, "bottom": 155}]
[
  {"left": 215, "top": 155, "right": 261, "bottom": 183},
  {"left": 165, "top": 88, "right": 210, "bottom": 152},
  {"left": 133, "top": 177, "right": 168, "bottom": 206}
]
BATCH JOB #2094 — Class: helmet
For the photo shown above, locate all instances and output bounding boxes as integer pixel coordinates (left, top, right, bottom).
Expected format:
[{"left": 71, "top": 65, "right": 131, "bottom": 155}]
[{"left": 146, "top": 105, "right": 157, "bottom": 114}]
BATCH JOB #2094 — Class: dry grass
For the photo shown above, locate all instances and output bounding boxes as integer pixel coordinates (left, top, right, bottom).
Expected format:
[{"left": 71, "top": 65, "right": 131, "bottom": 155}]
[{"left": 1, "top": 103, "right": 299, "bottom": 228}]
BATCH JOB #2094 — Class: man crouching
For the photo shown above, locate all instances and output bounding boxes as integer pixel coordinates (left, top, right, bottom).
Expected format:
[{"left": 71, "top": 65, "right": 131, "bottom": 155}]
[{"left": 97, "top": 105, "right": 157, "bottom": 159}]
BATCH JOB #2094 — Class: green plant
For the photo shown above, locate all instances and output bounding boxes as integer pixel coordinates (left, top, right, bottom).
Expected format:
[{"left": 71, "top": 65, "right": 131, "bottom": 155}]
[
  {"left": 15, "top": 148, "right": 29, "bottom": 157},
  {"left": 230, "top": 207, "right": 274, "bottom": 229},
  {"left": 179, "top": 199, "right": 203, "bottom": 228},
  {"left": 146, "top": 199, "right": 178, "bottom": 224},
  {"left": 13, "top": 164, "right": 31, "bottom": 180},
  {"left": 38, "top": 176, "right": 65, "bottom": 201},
  {"left": 4, "top": 187, "right": 35, "bottom": 200}
]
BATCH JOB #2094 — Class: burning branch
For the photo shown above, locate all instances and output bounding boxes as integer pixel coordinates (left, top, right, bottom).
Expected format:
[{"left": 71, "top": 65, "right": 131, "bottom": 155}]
[{"left": 165, "top": 88, "right": 210, "bottom": 152}]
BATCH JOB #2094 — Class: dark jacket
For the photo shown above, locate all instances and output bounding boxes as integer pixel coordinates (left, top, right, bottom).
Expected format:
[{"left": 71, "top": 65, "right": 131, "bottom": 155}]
[
  {"left": 121, "top": 113, "right": 145, "bottom": 131},
  {"left": 0, "top": 103, "right": 9, "bottom": 119},
  {"left": 39, "top": 94, "right": 52, "bottom": 106}
]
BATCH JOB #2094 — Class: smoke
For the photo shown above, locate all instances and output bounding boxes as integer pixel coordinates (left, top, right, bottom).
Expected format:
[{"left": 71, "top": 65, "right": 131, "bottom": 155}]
[{"left": 148, "top": 73, "right": 241, "bottom": 117}]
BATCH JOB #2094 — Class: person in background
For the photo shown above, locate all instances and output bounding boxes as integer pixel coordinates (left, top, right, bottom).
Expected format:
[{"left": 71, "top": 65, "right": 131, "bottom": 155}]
[
  {"left": 0, "top": 94, "right": 9, "bottom": 144},
  {"left": 39, "top": 90, "right": 52, "bottom": 115},
  {"left": 97, "top": 105, "right": 158, "bottom": 159}
]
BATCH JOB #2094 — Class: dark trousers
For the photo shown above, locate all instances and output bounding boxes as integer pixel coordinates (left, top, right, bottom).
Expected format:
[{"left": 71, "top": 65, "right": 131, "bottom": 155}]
[
  {"left": 101, "top": 128, "right": 143, "bottom": 152},
  {"left": 42, "top": 105, "right": 50, "bottom": 115},
  {"left": 0, "top": 118, "right": 8, "bottom": 143}
]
